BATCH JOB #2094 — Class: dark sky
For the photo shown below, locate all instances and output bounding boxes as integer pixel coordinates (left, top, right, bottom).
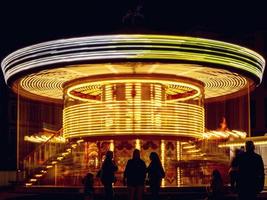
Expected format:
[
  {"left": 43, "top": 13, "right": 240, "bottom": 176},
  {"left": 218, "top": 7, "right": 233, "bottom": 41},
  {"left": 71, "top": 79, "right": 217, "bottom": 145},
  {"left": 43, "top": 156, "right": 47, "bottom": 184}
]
[
  {"left": 1, "top": 1, "right": 267, "bottom": 50},
  {"left": 1, "top": 1, "right": 266, "bottom": 93},
  {"left": 0, "top": 1, "right": 267, "bottom": 170}
]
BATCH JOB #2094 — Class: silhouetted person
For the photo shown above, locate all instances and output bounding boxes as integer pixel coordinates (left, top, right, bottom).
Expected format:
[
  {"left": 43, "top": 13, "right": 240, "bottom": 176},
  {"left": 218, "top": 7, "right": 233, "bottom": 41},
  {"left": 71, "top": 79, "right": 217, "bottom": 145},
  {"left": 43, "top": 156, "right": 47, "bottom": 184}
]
[
  {"left": 82, "top": 172, "right": 94, "bottom": 200},
  {"left": 99, "top": 151, "right": 118, "bottom": 200},
  {"left": 147, "top": 152, "right": 165, "bottom": 200},
  {"left": 229, "top": 148, "right": 242, "bottom": 192},
  {"left": 123, "top": 149, "right": 147, "bottom": 200},
  {"left": 236, "top": 141, "right": 264, "bottom": 200},
  {"left": 206, "top": 169, "right": 224, "bottom": 200}
]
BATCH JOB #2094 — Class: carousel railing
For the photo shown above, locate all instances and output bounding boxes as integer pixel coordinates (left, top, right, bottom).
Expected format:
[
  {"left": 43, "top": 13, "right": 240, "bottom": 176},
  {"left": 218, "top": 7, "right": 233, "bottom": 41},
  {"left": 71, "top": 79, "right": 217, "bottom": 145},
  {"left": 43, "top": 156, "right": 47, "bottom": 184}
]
[
  {"left": 23, "top": 137, "right": 84, "bottom": 186},
  {"left": 22, "top": 129, "right": 68, "bottom": 186}
]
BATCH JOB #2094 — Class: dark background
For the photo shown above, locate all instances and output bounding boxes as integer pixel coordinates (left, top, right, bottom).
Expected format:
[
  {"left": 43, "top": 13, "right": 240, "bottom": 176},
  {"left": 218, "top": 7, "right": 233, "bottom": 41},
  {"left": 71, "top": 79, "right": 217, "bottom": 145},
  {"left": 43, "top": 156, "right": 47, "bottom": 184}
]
[{"left": 0, "top": 1, "right": 267, "bottom": 170}]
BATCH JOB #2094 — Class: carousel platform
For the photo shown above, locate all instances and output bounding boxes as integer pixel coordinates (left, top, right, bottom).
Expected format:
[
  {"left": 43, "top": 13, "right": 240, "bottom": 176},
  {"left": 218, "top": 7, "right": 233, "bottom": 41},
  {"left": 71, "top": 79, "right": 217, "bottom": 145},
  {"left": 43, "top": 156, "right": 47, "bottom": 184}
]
[{"left": 2, "top": 185, "right": 267, "bottom": 200}]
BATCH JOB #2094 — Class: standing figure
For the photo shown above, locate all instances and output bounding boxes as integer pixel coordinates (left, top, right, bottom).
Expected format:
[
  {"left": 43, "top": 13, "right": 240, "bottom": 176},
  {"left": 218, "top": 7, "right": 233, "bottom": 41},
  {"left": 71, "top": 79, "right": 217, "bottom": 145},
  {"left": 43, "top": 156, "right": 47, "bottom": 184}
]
[
  {"left": 82, "top": 172, "right": 94, "bottom": 200},
  {"left": 147, "top": 152, "right": 165, "bottom": 200},
  {"left": 99, "top": 151, "right": 118, "bottom": 200},
  {"left": 123, "top": 149, "right": 147, "bottom": 200},
  {"left": 229, "top": 149, "right": 241, "bottom": 192},
  {"left": 236, "top": 141, "right": 265, "bottom": 200},
  {"left": 206, "top": 169, "right": 224, "bottom": 200}
]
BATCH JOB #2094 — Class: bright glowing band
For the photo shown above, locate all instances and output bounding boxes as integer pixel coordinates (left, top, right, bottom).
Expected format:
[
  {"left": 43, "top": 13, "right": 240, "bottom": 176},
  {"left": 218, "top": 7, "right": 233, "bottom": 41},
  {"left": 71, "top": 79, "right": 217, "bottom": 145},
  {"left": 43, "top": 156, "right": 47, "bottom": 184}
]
[
  {"left": 203, "top": 130, "right": 246, "bottom": 139},
  {"left": 2, "top": 35, "right": 264, "bottom": 82},
  {"left": 1, "top": 35, "right": 264, "bottom": 103},
  {"left": 24, "top": 135, "right": 66, "bottom": 143},
  {"left": 17, "top": 64, "right": 247, "bottom": 101},
  {"left": 63, "top": 101, "right": 204, "bottom": 139},
  {"left": 65, "top": 78, "right": 202, "bottom": 102},
  {"left": 219, "top": 140, "right": 267, "bottom": 148},
  {"left": 218, "top": 135, "right": 267, "bottom": 147}
]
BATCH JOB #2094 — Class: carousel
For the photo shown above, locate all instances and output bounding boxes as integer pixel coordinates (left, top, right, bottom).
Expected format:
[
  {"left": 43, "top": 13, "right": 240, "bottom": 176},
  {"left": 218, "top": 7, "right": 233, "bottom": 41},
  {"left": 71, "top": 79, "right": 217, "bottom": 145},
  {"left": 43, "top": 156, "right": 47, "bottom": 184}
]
[{"left": 1, "top": 35, "right": 265, "bottom": 187}]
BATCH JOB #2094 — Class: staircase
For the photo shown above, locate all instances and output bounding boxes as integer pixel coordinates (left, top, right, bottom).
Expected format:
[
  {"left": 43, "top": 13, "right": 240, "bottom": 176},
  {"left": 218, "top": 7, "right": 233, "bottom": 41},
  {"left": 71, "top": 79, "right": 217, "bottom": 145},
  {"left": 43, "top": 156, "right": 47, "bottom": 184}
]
[{"left": 22, "top": 129, "right": 84, "bottom": 187}]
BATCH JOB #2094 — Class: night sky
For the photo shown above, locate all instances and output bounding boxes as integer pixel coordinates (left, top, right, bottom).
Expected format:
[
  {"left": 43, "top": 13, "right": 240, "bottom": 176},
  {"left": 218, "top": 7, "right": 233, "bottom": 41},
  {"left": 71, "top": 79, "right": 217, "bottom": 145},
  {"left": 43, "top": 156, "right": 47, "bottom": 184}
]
[{"left": 0, "top": 1, "right": 267, "bottom": 170}]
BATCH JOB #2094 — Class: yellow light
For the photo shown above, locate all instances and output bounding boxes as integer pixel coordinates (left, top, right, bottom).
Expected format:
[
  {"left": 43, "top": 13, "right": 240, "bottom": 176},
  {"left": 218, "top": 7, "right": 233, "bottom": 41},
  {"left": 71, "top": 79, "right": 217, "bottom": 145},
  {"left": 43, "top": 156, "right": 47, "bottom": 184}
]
[
  {"left": 232, "top": 130, "right": 247, "bottom": 138},
  {"left": 110, "top": 140, "right": 114, "bottom": 151},
  {"left": 219, "top": 142, "right": 246, "bottom": 148},
  {"left": 25, "top": 183, "right": 32, "bottom": 187},
  {"left": 17, "top": 64, "right": 249, "bottom": 101},
  {"left": 51, "top": 161, "right": 58, "bottom": 165},
  {"left": 71, "top": 144, "right": 77, "bottom": 148},
  {"left": 63, "top": 101, "right": 204, "bottom": 139},
  {"left": 3, "top": 35, "right": 264, "bottom": 102},
  {"left": 35, "top": 174, "right": 43, "bottom": 178},
  {"left": 135, "top": 139, "right": 141, "bottom": 150},
  {"left": 57, "top": 156, "right": 64, "bottom": 161},
  {"left": 76, "top": 139, "right": 84, "bottom": 143},
  {"left": 204, "top": 130, "right": 247, "bottom": 139},
  {"left": 46, "top": 165, "right": 53, "bottom": 169},
  {"left": 62, "top": 152, "right": 70, "bottom": 156},
  {"left": 183, "top": 145, "right": 196, "bottom": 149},
  {"left": 186, "top": 149, "right": 201, "bottom": 153},
  {"left": 66, "top": 78, "right": 202, "bottom": 102},
  {"left": 30, "top": 178, "right": 37, "bottom": 182},
  {"left": 95, "top": 157, "right": 99, "bottom": 168},
  {"left": 177, "top": 141, "right": 181, "bottom": 187},
  {"left": 161, "top": 140, "right": 165, "bottom": 187},
  {"left": 219, "top": 138, "right": 267, "bottom": 148},
  {"left": 24, "top": 135, "right": 66, "bottom": 143}
]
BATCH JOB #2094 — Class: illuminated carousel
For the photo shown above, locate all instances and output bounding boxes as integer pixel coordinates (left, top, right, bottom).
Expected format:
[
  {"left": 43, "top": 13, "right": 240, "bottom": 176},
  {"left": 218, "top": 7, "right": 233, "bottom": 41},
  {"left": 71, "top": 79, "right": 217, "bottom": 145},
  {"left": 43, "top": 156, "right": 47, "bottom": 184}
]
[{"left": 1, "top": 35, "right": 265, "bottom": 187}]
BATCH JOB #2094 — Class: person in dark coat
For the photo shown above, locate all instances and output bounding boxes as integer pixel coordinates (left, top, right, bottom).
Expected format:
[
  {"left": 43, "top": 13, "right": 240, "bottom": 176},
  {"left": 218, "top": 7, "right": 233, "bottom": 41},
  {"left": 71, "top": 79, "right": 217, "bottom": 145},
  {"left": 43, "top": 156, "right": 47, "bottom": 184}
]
[
  {"left": 147, "top": 152, "right": 165, "bottom": 200},
  {"left": 99, "top": 151, "right": 118, "bottom": 200},
  {"left": 206, "top": 169, "right": 224, "bottom": 200},
  {"left": 82, "top": 172, "right": 94, "bottom": 200},
  {"left": 123, "top": 149, "right": 147, "bottom": 200},
  {"left": 229, "top": 148, "right": 242, "bottom": 192},
  {"left": 236, "top": 141, "right": 265, "bottom": 200}
]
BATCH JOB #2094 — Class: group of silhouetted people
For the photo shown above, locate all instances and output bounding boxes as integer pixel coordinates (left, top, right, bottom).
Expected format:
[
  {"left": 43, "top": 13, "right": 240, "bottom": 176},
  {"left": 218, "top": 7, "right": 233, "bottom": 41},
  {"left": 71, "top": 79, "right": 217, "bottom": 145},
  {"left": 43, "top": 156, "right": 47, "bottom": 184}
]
[
  {"left": 83, "top": 141, "right": 264, "bottom": 200},
  {"left": 230, "top": 141, "right": 264, "bottom": 200},
  {"left": 124, "top": 149, "right": 165, "bottom": 200},
  {"left": 206, "top": 140, "right": 264, "bottom": 200},
  {"left": 82, "top": 149, "right": 164, "bottom": 200},
  {"left": 82, "top": 150, "right": 118, "bottom": 200}
]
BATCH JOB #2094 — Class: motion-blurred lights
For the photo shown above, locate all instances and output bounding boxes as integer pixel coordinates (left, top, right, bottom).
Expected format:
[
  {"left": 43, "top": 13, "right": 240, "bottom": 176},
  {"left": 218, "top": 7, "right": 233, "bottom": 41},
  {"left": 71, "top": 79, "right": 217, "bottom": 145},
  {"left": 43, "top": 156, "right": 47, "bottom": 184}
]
[{"left": 24, "top": 135, "right": 66, "bottom": 143}]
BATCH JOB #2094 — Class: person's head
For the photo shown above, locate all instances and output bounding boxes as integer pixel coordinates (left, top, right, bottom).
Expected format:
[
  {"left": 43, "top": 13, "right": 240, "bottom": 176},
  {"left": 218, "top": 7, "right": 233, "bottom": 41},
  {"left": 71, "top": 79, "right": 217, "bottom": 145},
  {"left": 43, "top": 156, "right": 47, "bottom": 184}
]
[
  {"left": 149, "top": 152, "right": 160, "bottom": 162},
  {"left": 245, "top": 141, "right": 255, "bottom": 153},
  {"left": 212, "top": 169, "right": 222, "bottom": 181},
  {"left": 133, "top": 149, "right": 140, "bottom": 160},
  {"left": 106, "top": 150, "right": 113, "bottom": 160}
]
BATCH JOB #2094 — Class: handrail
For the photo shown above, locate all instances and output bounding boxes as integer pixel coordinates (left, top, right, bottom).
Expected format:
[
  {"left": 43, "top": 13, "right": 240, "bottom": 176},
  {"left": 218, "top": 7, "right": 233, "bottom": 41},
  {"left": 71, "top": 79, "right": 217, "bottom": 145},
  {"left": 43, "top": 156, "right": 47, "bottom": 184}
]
[
  {"left": 23, "top": 128, "right": 62, "bottom": 162},
  {"left": 24, "top": 138, "right": 83, "bottom": 186}
]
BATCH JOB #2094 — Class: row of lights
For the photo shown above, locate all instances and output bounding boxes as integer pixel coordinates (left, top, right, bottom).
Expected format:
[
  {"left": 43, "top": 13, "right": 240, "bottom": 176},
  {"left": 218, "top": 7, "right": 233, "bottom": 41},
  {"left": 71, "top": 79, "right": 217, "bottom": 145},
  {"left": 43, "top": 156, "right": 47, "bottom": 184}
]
[
  {"left": 24, "top": 136, "right": 249, "bottom": 187},
  {"left": 63, "top": 101, "right": 204, "bottom": 139},
  {"left": 3, "top": 35, "right": 263, "bottom": 102},
  {"left": 25, "top": 139, "right": 84, "bottom": 187},
  {"left": 24, "top": 135, "right": 66, "bottom": 143},
  {"left": 203, "top": 130, "right": 246, "bottom": 139},
  {"left": 218, "top": 138, "right": 267, "bottom": 148},
  {"left": 18, "top": 63, "right": 249, "bottom": 101}
]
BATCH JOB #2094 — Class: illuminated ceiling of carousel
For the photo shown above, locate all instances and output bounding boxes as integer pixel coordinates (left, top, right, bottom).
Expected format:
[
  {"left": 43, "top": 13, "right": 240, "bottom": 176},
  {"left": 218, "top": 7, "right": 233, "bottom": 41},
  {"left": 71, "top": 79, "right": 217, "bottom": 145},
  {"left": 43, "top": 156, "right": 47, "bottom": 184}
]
[
  {"left": 17, "top": 63, "right": 249, "bottom": 101},
  {"left": 2, "top": 35, "right": 264, "bottom": 103}
]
